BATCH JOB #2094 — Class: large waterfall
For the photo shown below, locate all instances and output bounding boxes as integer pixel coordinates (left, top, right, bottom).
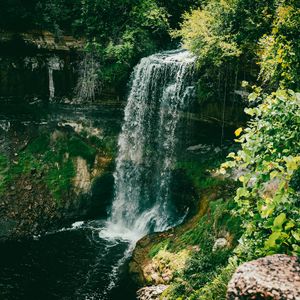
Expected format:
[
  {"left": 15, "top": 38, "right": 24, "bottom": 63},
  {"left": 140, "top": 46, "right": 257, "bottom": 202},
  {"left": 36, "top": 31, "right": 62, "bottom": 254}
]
[{"left": 103, "top": 50, "right": 196, "bottom": 241}]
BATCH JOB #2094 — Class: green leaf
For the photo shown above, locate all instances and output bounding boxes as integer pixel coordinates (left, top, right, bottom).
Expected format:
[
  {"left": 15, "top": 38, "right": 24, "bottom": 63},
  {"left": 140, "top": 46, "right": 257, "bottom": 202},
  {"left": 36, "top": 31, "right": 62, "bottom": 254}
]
[
  {"left": 272, "top": 213, "right": 286, "bottom": 231},
  {"left": 265, "top": 232, "right": 281, "bottom": 248},
  {"left": 285, "top": 221, "right": 295, "bottom": 231}
]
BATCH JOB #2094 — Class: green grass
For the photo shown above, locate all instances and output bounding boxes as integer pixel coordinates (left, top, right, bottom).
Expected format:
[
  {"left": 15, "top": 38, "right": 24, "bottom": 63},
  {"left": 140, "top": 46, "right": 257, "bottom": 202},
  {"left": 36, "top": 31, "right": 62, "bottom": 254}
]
[{"left": 150, "top": 197, "right": 242, "bottom": 300}]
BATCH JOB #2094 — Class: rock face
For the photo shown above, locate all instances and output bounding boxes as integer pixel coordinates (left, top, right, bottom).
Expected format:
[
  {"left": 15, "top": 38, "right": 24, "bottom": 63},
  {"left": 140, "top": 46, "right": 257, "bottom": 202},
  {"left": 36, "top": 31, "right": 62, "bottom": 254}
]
[
  {"left": 227, "top": 254, "right": 300, "bottom": 300},
  {"left": 137, "top": 285, "right": 169, "bottom": 300}
]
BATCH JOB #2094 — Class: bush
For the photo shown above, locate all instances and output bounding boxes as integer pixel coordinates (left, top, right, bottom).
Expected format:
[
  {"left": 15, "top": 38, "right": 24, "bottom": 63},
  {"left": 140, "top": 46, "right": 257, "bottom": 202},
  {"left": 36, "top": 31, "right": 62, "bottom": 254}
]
[{"left": 222, "top": 89, "right": 300, "bottom": 258}]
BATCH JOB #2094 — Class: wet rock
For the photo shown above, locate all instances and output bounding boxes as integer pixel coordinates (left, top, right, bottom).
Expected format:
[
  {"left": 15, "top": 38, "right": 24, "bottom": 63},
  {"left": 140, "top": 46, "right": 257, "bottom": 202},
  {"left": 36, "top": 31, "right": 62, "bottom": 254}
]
[
  {"left": 137, "top": 284, "right": 169, "bottom": 300},
  {"left": 227, "top": 254, "right": 300, "bottom": 300}
]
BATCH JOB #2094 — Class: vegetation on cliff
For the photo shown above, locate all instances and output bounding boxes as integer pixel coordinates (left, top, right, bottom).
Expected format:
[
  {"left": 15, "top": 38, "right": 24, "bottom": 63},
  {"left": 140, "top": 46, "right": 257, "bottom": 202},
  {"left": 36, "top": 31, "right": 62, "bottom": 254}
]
[
  {"left": 139, "top": 0, "right": 300, "bottom": 299},
  {"left": 0, "top": 0, "right": 200, "bottom": 92},
  {"left": 0, "top": 121, "right": 117, "bottom": 238}
]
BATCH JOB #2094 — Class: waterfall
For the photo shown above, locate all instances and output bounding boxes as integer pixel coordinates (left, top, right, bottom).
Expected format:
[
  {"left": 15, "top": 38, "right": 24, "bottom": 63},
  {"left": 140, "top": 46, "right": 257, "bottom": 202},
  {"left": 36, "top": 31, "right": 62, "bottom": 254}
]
[
  {"left": 48, "top": 57, "right": 63, "bottom": 101},
  {"left": 102, "top": 50, "right": 195, "bottom": 241}
]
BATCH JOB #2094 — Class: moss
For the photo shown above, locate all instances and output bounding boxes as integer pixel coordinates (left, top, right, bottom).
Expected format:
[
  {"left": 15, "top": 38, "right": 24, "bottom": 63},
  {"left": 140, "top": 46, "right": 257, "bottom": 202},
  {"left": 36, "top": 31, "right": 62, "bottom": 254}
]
[
  {"left": 189, "top": 262, "right": 237, "bottom": 300},
  {"left": 0, "top": 153, "right": 9, "bottom": 194},
  {"left": 88, "top": 135, "right": 117, "bottom": 156},
  {"left": 162, "top": 197, "right": 242, "bottom": 299},
  {"left": 68, "top": 136, "right": 97, "bottom": 165},
  {"left": 45, "top": 158, "right": 75, "bottom": 202},
  {"left": 0, "top": 130, "right": 103, "bottom": 202},
  {"left": 149, "top": 240, "right": 170, "bottom": 258},
  {"left": 176, "top": 159, "right": 221, "bottom": 191},
  {"left": 27, "top": 133, "right": 50, "bottom": 153}
]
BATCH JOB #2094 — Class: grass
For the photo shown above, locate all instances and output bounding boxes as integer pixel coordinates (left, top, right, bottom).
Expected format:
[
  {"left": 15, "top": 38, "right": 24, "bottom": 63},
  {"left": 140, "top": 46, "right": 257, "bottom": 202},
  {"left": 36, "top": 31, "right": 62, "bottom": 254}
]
[{"left": 159, "top": 197, "right": 241, "bottom": 299}]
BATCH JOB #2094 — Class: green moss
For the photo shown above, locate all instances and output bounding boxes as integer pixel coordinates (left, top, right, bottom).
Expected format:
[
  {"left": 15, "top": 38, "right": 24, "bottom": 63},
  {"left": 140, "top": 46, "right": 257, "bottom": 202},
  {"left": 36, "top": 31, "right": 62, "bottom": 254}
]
[
  {"left": 189, "top": 262, "right": 237, "bottom": 300},
  {"left": 0, "top": 131, "right": 102, "bottom": 202},
  {"left": 149, "top": 240, "right": 170, "bottom": 258},
  {"left": 0, "top": 153, "right": 9, "bottom": 194},
  {"left": 45, "top": 158, "right": 75, "bottom": 202},
  {"left": 88, "top": 135, "right": 117, "bottom": 156},
  {"left": 69, "top": 136, "right": 97, "bottom": 165},
  {"left": 27, "top": 133, "right": 50, "bottom": 153},
  {"left": 152, "top": 196, "right": 242, "bottom": 300}
]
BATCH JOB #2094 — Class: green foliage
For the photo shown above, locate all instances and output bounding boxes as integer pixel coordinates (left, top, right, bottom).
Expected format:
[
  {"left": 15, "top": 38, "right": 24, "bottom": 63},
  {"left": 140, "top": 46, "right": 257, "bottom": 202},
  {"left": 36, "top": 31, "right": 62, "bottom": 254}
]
[
  {"left": 173, "top": 0, "right": 278, "bottom": 106},
  {"left": 222, "top": 89, "right": 300, "bottom": 258},
  {"left": 166, "top": 198, "right": 241, "bottom": 299},
  {"left": 82, "top": 0, "right": 170, "bottom": 88},
  {"left": 190, "top": 261, "right": 237, "bottom": 300},
  {"left": 173, "top": 1, "right": 241, "bottom": 68},
  {"left": 149, "top": 240, "right": 170, "bottom": 258},
  {"left": 176, "top": 151, "right": 227, "bottom": 191},
  {"left": 259, "top": 2, "right": 300, "bottom": 90}
]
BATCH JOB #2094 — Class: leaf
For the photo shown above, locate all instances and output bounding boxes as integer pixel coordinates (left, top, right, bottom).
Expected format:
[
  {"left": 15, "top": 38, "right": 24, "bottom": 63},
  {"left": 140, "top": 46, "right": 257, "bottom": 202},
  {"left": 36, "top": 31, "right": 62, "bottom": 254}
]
[
  {"left": 265, "top": 232, "right": 281, "bottom": 248},
  {"left": 292, "top": 231, "right": 300, "bottom": 241},
  {"left": 272, "top": 213, "right": 286, "bottom": 231},
  {"left": 234, "top": 127, "right": 243, "bottom": 137},
  {"left": 285, "top": 221, "right": 295, "bottom": 231}
]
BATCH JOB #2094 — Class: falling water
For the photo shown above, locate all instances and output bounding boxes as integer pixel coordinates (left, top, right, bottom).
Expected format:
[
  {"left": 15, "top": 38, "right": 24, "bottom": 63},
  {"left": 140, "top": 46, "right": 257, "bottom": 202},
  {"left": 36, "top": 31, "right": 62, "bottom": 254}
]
[
  {"left": 48, "top": 57, "right": 63, "bottom": 100},
  {"left": 102, "top": 50, "right": 196, "bottom": 241}
]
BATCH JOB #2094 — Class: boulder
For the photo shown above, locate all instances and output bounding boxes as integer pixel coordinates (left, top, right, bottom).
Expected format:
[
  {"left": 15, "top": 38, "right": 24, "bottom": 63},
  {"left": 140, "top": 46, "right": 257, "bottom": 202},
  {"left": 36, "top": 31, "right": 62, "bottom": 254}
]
[
  {"left": 137, "top": 285, "right": 169, "bottom": 300},
  {"left": 227, "top": 254, "right": 300, "bottom": 300},
  {"left": 213, "top": 237, "right": 229, "bottom": 252}
]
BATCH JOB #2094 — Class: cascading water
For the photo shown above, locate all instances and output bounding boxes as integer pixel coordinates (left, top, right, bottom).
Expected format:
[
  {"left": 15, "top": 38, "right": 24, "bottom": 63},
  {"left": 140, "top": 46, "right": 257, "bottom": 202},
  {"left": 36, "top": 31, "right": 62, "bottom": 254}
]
[
  {"left": 102, "top": 49, "right": 196, "bottom": 241},
  {"left": 0, "top": 50, "right": 196, "bottom": 300}
]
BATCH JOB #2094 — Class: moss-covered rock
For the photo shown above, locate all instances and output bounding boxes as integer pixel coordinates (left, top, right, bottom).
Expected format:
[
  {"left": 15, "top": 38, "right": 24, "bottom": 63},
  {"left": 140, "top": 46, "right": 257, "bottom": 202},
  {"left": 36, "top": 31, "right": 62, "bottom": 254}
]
[{"left": 0, "top": 119, "right": 118, "bottom": 240}]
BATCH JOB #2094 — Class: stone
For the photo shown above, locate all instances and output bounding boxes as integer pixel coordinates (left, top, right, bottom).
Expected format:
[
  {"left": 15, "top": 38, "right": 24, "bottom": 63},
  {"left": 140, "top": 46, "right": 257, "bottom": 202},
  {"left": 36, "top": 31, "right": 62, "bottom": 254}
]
[
  {"left": 227, "top": 254, "right": 300, "bottom": 300},
  {"left": 213, "top": 237, "right": 229, "bottom": 252},
  {"left": 137, "top": 285, "right": 169, "bottom": 300},
  {"left": 73, "top": 157, "right": 91, "bottom": 193}
]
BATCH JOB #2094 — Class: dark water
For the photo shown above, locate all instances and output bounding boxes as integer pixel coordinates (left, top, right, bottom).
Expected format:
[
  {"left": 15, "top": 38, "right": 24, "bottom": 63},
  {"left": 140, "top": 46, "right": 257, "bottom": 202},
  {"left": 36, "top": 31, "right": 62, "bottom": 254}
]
[{"left": 0, "top": 221, "right": 137, "bottom": 300}]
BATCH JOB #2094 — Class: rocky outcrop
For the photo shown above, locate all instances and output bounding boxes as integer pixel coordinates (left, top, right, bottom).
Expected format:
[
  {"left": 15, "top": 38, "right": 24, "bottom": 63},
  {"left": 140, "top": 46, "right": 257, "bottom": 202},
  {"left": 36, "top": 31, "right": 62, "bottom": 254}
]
[
  {"left": 0, "top": 104, "right": 121, "bottom": 241},
  {"left": 137, "top": 285, "right": 169, "bottom": 300},
  {"left": 227, "top": 254, "right": 300, "bottom": 300},
  {"left": 0, "top": 30, "right": 84, "bottom": 52}
]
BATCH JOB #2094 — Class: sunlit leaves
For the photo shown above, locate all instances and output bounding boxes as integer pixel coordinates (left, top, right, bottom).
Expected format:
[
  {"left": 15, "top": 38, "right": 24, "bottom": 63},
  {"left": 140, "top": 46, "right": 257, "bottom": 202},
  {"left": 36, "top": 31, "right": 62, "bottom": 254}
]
[{"left": 225, "top": 89, "right": 300, "bottom": 258}]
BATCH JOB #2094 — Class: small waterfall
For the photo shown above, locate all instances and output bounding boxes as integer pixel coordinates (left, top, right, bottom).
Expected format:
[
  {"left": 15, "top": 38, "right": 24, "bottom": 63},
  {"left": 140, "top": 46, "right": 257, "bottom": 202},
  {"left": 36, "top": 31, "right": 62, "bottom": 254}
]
[
  {"left": 48, "top": 57, "right": 63, "bottom": 101},
  {"left": 102, "top": 50, "right": 195, "bottom": 241}
]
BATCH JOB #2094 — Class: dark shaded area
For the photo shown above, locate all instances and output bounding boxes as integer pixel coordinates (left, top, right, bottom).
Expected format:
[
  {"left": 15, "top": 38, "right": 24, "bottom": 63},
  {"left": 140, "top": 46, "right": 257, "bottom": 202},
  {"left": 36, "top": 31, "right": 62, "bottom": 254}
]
[
  {"left": 0, "top": 227, "right": 137, "bottom": 300},
  {"left": 89, "top": 172, "right": 115, "bottom": 218}
]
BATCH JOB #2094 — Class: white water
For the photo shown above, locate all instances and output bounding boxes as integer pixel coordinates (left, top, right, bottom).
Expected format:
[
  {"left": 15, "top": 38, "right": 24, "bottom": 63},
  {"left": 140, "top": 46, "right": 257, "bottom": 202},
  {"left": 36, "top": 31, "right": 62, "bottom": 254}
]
[
  {"left": 102, "top": 49, "right": 196, "bottom": 242},
  {"left": 48, "top": 57, "right": 63, "bottom": 100}
]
